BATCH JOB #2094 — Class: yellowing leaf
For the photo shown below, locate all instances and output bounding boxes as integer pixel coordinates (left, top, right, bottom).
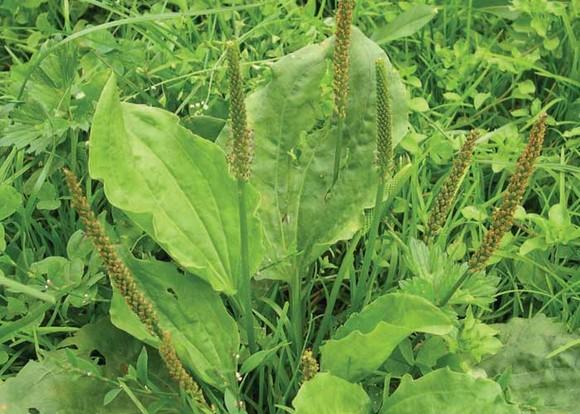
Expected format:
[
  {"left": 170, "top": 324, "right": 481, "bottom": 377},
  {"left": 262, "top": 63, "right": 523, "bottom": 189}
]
[
  {"left": 293, "top": 373, "right": 371, "bottom": 414},
  {"left": 409, "top": 97, "right": 429, "bottom": 112}
]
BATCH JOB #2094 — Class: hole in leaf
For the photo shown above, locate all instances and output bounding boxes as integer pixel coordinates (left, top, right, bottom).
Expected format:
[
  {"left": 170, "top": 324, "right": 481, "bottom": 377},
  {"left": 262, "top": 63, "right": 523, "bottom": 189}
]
[
  {"left": 167, "top": 288, "right": 178, "bottom": 300},
  {"left": 90, "top": 349, "right": 106, "bottom": 366},
  {"left": 28, "top": 409, "right": 40, "bottom": 414}
]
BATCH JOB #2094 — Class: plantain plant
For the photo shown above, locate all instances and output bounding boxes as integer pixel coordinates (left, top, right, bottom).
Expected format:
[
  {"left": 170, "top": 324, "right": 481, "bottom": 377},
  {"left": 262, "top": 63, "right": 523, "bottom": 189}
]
[{"left": 50, "top": 4, "right": 549, "bottom": 414}]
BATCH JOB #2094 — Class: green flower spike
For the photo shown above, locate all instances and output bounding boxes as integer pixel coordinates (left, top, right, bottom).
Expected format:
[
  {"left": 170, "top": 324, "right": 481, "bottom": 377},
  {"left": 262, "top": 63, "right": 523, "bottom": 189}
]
[
  {"left": 426, "top": 130, "right": 479, "bottom": 239},
  {"left": 226, "top": 41, "right": 254, "bottom": 181}
]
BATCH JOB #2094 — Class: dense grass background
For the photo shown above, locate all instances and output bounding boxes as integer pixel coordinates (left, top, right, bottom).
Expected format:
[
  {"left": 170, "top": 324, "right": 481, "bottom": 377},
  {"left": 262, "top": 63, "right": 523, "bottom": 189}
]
[{"left": 0, "top": 0, "right": 578, "bottom": 412}]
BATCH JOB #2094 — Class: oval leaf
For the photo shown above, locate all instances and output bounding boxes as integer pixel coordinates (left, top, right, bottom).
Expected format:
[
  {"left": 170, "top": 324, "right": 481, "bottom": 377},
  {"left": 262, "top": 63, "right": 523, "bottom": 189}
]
[
  {"left": 293, "top": 373, "right": 371, "bottom": 414},
  {"left": 0, "top": 184, "right": 22, "bottom": 220},
  {"left": 373, "top": 5, "right": 438, "bottom": 44},
  {"left": 228, "top": 27, "right": 408, "bottom": 281},
  {"left": 480, "top": 315, "right": 580, "bottom": 413},
  {"left": 320, "top": 293, "right": 453, "bottom": 381},
  {"left": 109, "top": 254, "right": 239, "bottom": 391},
  {"left": 381, "top": 368, "right": 518, "bottom": 413},
  {"left": 89, "top": 74, "right": 263, "bottom": 294}
]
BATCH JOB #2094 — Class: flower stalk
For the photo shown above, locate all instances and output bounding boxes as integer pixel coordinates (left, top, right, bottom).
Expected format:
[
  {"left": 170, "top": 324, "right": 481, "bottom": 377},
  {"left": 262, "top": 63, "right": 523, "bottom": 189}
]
[
  {"left": 354, "top": 59, "right": 391, "bottom": 311},
  {"left": 226, "top": 41, "right": 257, "bottom": 353},
  {"left": 439, "top": 113, "right": 547, "bottom": 307},
  {"left": 63, "top": 169, "right": 209, "bottom": 409},
  {"left": 425, "top": 130, "right": 479, "bottom": 240},
  {"left": 468, "top": 113, "right": 547, "bottom": 273},
  {"left": 331, "top": 0, "right": 354, "bottom": 186}
]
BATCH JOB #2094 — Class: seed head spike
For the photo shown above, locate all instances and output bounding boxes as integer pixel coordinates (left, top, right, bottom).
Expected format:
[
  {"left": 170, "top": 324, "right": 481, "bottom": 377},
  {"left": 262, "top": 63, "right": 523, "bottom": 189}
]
[
  {"left": 426, "top": 130, "right": 479, "bottom": 239},
  {"left": 375, "top": 59, "right": 393, "bottom": 178},
  {"left": 469, "top": 113, "right": 547, "bottom": 272},
  {"left": 333, "top": 0, "right": 354, "bottom": 119},
  {"left": 63, "top": 169, "right": 209, "bottom": 407},
  {"left": 226, "top": 41, "right": 254, "bottom": 181}
]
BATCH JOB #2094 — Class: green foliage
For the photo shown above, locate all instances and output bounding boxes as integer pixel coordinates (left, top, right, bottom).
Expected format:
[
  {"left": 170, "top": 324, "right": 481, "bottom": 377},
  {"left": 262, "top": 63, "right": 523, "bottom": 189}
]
[
  {"left": 373, "top": 5, "right": 439, "bottom": 44},
  {"left": 110, "top": 253, "right": 239, "bottom": 391},
  {"left": 293, "top": 373, "right": 371, "bottom": 414},
  {"left": 480, "top": 315, "right": 580, "bottom": 413},
  {"left": 320, "top": 293, "right": 453, "bottom": 381},
  {"left": 0, "top": 353, "right": 138, "bottom": 414},
  {"left": 0, "top": 0, "right": 578, "bottom": 412},
  {"left": 89, "top": 74, "right": 263, "bottom": 295},
  {"left": 400, "top": 239, "right": 498, "bottom": 309},
  {"left": 380, "top": 368, "right": 519, "bottom": 414},
  {"left": 232, "top": 27, "right": 408, "bottom": 281},
  {"left": 0, "top": 185, "right": 21, "bottom": 220},
  {"left": 0, "top": 319, "right": 167, "bottom": 414}
]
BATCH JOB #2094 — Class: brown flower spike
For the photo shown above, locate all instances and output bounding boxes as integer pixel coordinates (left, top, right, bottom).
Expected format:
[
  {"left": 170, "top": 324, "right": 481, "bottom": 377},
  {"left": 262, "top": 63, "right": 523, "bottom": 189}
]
[
  {"left": 426, "top": 130, "right": 479, "bottom": 239},
  {"left": 469, "top": 113, "right": 547, "bottom": 273},
  {"left": 63, "top": 169, "right": 159, "bottom": 334},
  {"left": 63, "top": 169, "right": 208, "bottom": 408},
  {"left": 159, "top": 331, "right": 204, "bottom": 400},
  {"left": 333, "top": 0, "right": 354, "bottom": 119}
]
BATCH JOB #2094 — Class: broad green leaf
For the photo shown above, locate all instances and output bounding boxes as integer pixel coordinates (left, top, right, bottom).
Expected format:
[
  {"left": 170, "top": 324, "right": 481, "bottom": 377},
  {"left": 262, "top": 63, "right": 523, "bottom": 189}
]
[
  {"left": 0, "top": 354, "right": 139, "bottom": 414},
  {"left": 480, "top": 315, "right": 580, "bottom": 413},
  {"left": 461, "top": 205, "right": 488, "bottom": 222},
  {"left": 89, "top": 74, "right": 263, "bottom": 295},
  {"left": 320, "top": 293, "right": 453, "bottom": 381},
  {"left": 408, "top": 96, "right": 429, "bottom": 112},
  {"left": 548, "top": 203, "right": 569, "bottom": 228},
  {"left": 0, "top": 184, "right": 22, "bottom": 220},
  {"left": 380, "top": 368, "right": 519, "bottom": 414},
  {"left": 224, "top": 27, "right": 408, "bottom": 281},
  {"left": 0, "top": 320, "right": 146, "bottom": 414},
  {"left": 373, "top": 5, "right": 439, "bottom": 44},
  {"left": 293, "top": 373, "right": 371, "bottom": 414},
  {"left": 109, "top": 254, "right": 239, "bottom": 391},
  {"left": 519, "top": 236, "right": 548, "bottom": 255},
  {"left": 60, "top": 318, "right": 151, "bottom": 378},
  {"left": 473, "top": 0, "right": 521, "bottom": 20}
]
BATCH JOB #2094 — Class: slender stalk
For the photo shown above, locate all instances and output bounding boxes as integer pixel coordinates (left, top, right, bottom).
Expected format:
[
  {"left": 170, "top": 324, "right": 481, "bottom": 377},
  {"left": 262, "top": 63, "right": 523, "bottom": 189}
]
[
  {"left": 238, "top": 180, "right": 256, "bottom": 353},
  {"left": 439, "top": 270, "right": 469, "bottom": 307},
  {"left": 332, "top": 117, "right": 345, "bottom": 185},
  {"left": 352, "top": 58, "right": 392, "bottom": 311},
  {"left": 313, "top": 232, "right": 361, "bottom": 353},
  {"left": 64, "top": 169, "right": 209, "bottom": 409},
  {"left": 290, "top": 268, "right": 303, "bottom": 352},
  {"left": 439, "top": 113, "right": 546, "bottom": 307},
  {"left": 330, "top": 0, "right": 354, "bottom": 185},
  {"left": 353, "top": 178, "right": 385, "bottom": 311},
  {"left": 227, "top": 40, "right": 257, "bottom": 353}
]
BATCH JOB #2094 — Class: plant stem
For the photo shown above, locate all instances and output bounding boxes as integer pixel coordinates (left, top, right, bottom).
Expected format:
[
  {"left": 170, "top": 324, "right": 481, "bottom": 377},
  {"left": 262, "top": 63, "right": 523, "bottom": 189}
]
[
  {"left": 354, "top": 177, "right": 385, "bottom": 311},
  {"left": 238, "top": 180, "right": 256, "bottom": 353},
  {"left": 332, "top": 116, "right": 345, "bottom": 186},
  {"left": 313, "top": 231, "right": 361, "bottom": 353},
  {"left": 439, "top": 270, "right": 470, "bottom": 307},
  {"left": 290, "top": 268, "right": 303, "bottom": 353}
]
